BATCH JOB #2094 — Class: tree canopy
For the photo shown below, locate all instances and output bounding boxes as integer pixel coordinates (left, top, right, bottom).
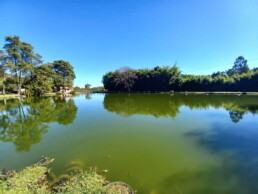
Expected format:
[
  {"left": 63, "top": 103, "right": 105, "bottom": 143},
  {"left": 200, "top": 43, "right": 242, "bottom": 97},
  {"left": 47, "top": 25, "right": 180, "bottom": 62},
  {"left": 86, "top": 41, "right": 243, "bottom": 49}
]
[
  {"left": 103, "top": 57, "right": 258, "bottom": 92},
  {"left": 3, "top": 36, "right": 42, "bottom": 94},
  {"left": 52, "top": 60, "right": 76, "bottom": 89},
  {"left": 0, "top": 36, "right": 76, "bottom": 96}
]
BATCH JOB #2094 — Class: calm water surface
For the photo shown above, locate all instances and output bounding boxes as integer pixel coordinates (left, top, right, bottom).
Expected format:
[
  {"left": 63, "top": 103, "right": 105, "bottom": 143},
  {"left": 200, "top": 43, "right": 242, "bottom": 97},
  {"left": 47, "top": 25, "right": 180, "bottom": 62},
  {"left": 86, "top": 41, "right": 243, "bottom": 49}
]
[{"left": 1, "top": 94, "right": 258, "bottom": 193}]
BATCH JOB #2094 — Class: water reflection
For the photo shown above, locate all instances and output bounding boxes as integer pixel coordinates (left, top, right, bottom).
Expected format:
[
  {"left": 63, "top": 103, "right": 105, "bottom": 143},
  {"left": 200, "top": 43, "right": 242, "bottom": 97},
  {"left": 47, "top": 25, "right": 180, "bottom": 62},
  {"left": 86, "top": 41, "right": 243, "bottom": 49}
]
[
  {"left": 103, "top": 94, "right": 258, "bottom": 193},
  {"left": 0, "top": 97, "right": 77, "bottom": 152},
  {"left": 85, "top": 93, "right": 92, "bottom": 100},
  {"left": 162, "top": 163, "right": 248, "bottom": 194},
  {"left": 184, "top": 121, "right": 258, "bottom": 193},
  {"left": 104, "top": 93, "right": 258, "bottom": 122},
  {"left": 1, "top": 94, "right": 258, "bottom": 193}
]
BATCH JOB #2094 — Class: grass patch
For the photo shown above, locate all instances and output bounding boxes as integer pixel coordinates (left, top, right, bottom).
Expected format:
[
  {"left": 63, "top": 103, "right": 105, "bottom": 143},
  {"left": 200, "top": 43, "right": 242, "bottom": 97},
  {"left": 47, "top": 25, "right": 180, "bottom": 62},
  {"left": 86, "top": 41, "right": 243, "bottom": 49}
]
[
  {"left": 0, "top": 157, "right": 133, "bottom": 194},
  {"left": 0, "top": 94, "right": 20, "bottom": 100}
]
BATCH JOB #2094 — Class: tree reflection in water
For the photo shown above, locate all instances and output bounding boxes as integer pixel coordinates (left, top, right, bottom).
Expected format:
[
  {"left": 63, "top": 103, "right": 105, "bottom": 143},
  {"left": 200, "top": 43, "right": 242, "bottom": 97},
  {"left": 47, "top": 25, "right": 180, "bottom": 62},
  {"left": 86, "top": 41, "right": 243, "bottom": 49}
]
[
  {"left": 103, "top": 93, "right": 258, "bottom": 122},
  {"left": 0, "top": 97, "right": 77, "bottom": 152},
  {"left": 103, "top": 94, "right": 258, "bottom": 193}
]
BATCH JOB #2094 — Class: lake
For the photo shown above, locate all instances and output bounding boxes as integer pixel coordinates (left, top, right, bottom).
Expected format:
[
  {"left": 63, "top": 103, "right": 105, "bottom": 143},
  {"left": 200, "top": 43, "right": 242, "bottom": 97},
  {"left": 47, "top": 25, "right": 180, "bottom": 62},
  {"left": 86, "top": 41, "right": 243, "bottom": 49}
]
[{"left": 1, "top": 93, "right": 258, "bottom": 193}]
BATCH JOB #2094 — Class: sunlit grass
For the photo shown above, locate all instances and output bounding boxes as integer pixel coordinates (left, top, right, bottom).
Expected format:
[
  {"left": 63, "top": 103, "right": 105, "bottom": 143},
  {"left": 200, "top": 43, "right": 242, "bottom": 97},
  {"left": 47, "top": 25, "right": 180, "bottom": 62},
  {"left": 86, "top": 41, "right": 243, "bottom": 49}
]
[
  {"left": 0, "top": 94, "right": 19, "bottom": 99},
  {"left": 0, "top": 157, "right": 133, "bottom": 194}
]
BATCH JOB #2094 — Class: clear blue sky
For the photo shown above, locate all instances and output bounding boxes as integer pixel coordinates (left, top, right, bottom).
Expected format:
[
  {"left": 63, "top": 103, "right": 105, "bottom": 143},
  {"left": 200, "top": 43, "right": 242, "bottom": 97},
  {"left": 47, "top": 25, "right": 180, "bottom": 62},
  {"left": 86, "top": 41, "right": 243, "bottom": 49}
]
[{"left": 1, "top": 0, "right": 258, "bottom": 87}]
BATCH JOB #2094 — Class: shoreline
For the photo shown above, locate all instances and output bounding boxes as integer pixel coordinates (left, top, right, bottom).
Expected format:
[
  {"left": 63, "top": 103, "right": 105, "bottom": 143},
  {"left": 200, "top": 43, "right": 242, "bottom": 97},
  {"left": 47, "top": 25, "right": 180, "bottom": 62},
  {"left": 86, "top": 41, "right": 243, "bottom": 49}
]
[
  {"left": 92, "top": 91, "right": 258, "bottom": 95},
  {"left": 0, "top": 93, "right": 58, "bottom": 100},
  {"left": 0, "top": 94, "right": 24, "bottom": 100},
  {"left": 2, "top": 91, "right": 258, "bottom": 100}
]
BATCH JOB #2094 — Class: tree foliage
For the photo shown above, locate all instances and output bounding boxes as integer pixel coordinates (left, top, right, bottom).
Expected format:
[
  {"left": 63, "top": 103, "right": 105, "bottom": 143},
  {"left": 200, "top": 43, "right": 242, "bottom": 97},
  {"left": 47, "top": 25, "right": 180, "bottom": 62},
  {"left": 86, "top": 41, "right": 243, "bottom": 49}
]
[
  {"left": 231, "top": 56, "right": 249, "bottom": 74},
  {"left": 114, "top": 67, "right": 138, "bottom": 92},
  {"left": 103, "top": 57, "right": 258, "bottom": 92},
  {"left": 0, "top": 36, "right": 76, "bottom": 96},
  {"left": 103, "top": 65, "right": 180, "bottom": 92},
  {"left": 26, "top": 65, "right": 55, "bottom": 96},
  {"left": 85, "top": 83, "right": 91, "bottom": 90},
  {"left": 51, "top": 60, "right": 76, "bottom": 88},
  {"left": 3, "top": 36, "right": 42, "bottom": 94}
]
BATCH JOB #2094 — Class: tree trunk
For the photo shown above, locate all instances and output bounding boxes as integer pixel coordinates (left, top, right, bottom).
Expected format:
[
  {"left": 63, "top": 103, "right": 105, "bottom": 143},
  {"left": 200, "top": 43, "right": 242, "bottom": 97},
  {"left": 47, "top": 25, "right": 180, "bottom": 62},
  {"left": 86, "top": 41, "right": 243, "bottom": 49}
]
[
  {"left": 2, "top": 74, "right": 6, "bottom": 95},
  {"left": 18, "top": 70, "right": 22, "bottom": 95}
]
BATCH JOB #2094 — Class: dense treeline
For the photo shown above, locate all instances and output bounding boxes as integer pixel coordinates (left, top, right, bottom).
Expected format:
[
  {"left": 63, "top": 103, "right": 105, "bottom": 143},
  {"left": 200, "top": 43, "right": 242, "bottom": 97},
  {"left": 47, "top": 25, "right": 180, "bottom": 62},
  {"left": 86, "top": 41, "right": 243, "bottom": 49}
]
[
  {"left": 0, "top": 36, "right": 76, "bottom": 96},
  {"left": 103, "top": 56, "right": 258, "bottom": 92}
]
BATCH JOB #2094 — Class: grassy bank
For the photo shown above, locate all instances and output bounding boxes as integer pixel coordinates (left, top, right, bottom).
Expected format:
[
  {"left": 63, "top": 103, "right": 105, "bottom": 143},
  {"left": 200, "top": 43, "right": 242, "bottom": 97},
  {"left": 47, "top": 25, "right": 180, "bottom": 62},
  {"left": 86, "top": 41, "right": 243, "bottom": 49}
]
[
  {"left": 0, "top": 92, "right": 60, "bottom": 99},
  {"left": 44, "top": 92, "right": 57, "bottom": 96},
  {"left": 0, "top": 94, "right": 23, "bottom": 100},
  {"left": 0, "top": 157, "right": 133, "bottom": 194}
]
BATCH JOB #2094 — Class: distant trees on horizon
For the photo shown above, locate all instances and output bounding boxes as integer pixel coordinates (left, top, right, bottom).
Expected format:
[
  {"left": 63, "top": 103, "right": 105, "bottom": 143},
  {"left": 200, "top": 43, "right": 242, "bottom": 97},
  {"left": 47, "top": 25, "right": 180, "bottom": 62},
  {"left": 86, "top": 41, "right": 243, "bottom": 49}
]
[
  {"left": 102, "top": 56, "right": 258, "bottom": 92},
  {"left": 2, "top": 36, "right": 257, "bottom": 94}
]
